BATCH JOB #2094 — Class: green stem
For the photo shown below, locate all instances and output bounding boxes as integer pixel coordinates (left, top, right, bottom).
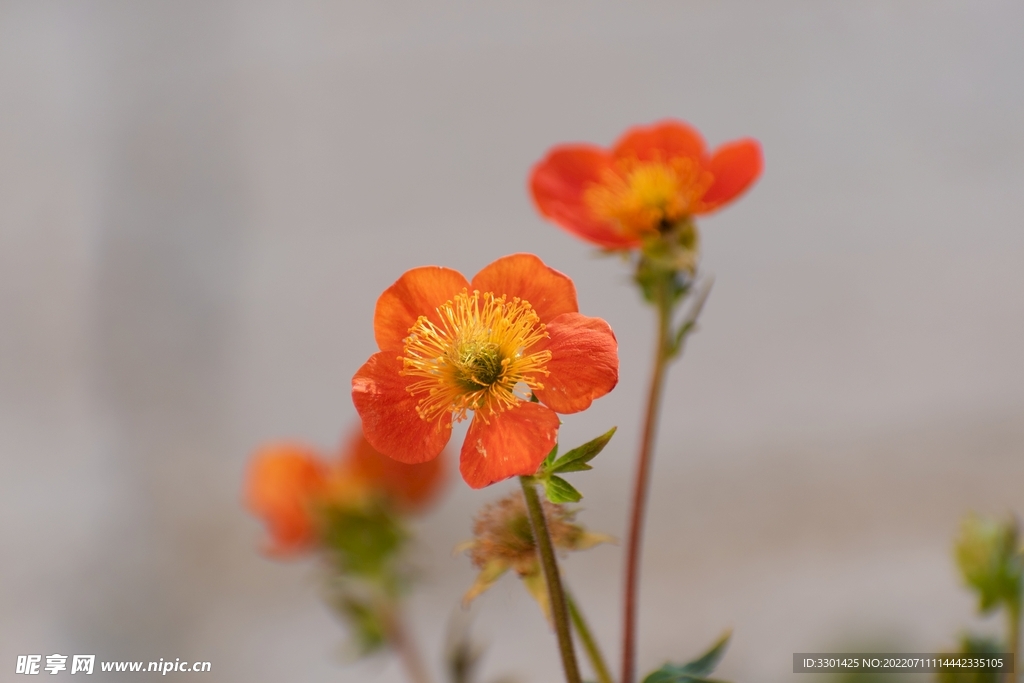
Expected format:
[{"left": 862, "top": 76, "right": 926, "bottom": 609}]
[
  {"left": 520, "top": 476, "right": 583, "bottom": 683},
  {"left": 621, "top": 275, "right": 674, "bottom": 683},
  {"left": 1008, "top": 599, "right": 1020, "bottom": 683},
  {"left": 567, "top": 590, "right": 615, "bottom": 683},
  {"left": 383, "top": 605, "right": 434, "bottom": 683}
]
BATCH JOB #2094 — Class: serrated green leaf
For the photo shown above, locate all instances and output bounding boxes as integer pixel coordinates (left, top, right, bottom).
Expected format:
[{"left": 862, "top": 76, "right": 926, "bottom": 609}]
[
  {"left": 641, "top": 631, "right": 731, "bottom": 683},
  {"left": 550, "top": 427, "right": 616, "bottom": 474},
  {"left": 543, "top": 475, "right": 582, "bottom": 503}
]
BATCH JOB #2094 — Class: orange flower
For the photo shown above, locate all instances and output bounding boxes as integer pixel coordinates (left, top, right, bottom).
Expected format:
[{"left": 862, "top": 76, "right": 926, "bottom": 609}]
[
  {"left": 352, "top": 253, "right": 618, "bottom": 489},
  {"left": 530, "top": 120, "right": 762, "bottom": 249},
  {"left": 244, "top": 443, "right": 329, "bottom": 556},
  {"left": 244, "top": 429, "right": 447, "bottom": 555}
]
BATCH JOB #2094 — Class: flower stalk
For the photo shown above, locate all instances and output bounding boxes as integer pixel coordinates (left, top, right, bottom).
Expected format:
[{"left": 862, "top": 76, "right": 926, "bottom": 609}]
[
  {"left": 1008, "top": 598, "right": 1020, "bottom": 683},
  {"left": 519, "top": 476, "right": 583, "bottom": 683},
  {"left": 567, "top": 590, "right": 614, "bottom": 683},
  {"left": 621, "top": 272, "right": 673, "bottom": 683},
  {"left": 382, "top": 606, "right": 435, "bottom": 683},
  {"left": 621, "top": 268, "right": 711, "bottom": 683}
]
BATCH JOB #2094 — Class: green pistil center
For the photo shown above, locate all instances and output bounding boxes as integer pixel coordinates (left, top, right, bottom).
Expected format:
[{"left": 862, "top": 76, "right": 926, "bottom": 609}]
[{"left": 455, "top": 342, "right": 505, "bottom": 390}]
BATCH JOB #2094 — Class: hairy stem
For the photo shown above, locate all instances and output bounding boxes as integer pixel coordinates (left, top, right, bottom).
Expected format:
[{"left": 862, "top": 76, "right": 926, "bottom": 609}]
[
  {"left": 567, "top": 590, "right": 615, "bottom": 683},
  {"left": 520, "top": 476, "right": 583, "bottom": 683}
]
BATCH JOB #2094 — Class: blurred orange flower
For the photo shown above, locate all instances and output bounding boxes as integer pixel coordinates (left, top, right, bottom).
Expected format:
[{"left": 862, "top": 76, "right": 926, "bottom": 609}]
[
  {"left": 342, "top": 427, "right": 445, "bottom": 514},
  {"left": 352, "top": 253, "right": 618, "bottom": 489},
  {"left": 530, "top": 120, "right": 762, "bottom": 249},
  {"left": 244, "top": 443, "right": 329, "bottom": 556},
  {"left": 244, "top": 429, "right": 446, "bottom": 556}
]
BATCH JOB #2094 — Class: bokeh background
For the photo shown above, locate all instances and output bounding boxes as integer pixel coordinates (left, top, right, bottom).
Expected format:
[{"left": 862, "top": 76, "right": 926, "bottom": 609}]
[{"left": 2, "top": 2, "right": 1023, "bottom": 681}]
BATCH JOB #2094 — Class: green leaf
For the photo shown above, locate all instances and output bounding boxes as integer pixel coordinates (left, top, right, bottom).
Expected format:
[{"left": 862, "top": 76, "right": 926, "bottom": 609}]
[
  {"left": 543, "top": 475, "right": 582, "bottom": 503},
  {"left": 554, "top": 461, "right": 594, "bottom": 474},
  {"left": 550, "top": 427, "right": 616, "bottom": 474},
  {"left": 667, "top": 276, "right": 713, "bottom": 358},
  {"left": 541, "top": 443, "right": 559, "bottom": 471},
  {"left": 641, "top": 631, "right": 731, "bottom": 683}
]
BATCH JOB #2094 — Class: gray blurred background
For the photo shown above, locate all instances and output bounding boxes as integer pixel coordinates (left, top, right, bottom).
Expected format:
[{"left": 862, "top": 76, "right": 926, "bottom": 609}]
[{"left": 2, "top": 1, "right": 1022, "bottom": 681}]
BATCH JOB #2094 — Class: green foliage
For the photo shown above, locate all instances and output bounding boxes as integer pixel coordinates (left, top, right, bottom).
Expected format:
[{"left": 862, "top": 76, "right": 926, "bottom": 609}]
[
  {"left": 954, "top": 514, "right": 1023, "bottom": 614},
  {"left": 541, "top": 442, "right": 558, "bottom": 469},
  {"left": 641, "top": 631, "right": 731, "bottom": 683},
  {"left": 533, "top": 428, "right": 616, "bottom": 504},
  {"left": 548, "top": 427, "right": 617, "bottom": 474},
  {"left": 936, "top": 634, "right": 1003, "bottom": 683},
  {"left": 542, "top": 476, "right": 583, "bottom": 504},
  {"left": 322, "top": 504, "right": 408, "bottom": 579}
]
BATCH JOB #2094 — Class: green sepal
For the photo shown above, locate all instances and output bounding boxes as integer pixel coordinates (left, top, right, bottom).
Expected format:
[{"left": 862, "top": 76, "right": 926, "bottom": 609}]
[
  {"left": 641, "top": 630, "right": 731, "bottom": 683},
  {"left": 548, "top": 427, "right": 616, "bottom": 475},
  {"left": 322, "top": 504, "right": 407, "bottom": 579},
  {"left": 542, "top": 475, "right": 583, "bottom": 504}
]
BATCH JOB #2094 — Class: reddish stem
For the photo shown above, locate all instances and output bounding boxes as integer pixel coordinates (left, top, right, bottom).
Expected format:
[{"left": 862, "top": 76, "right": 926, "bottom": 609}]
[{"left": 620, "top": 279, "right": 673, "bottom": 683}]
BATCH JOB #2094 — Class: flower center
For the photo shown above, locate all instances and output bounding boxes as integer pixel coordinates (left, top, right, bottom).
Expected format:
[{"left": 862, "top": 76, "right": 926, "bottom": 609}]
[
  {"left": 400, "top": 290, "right": 551, "bottom": 425},
  {"left": 583, "top": 156, "right": 714, "bottom": 238}
]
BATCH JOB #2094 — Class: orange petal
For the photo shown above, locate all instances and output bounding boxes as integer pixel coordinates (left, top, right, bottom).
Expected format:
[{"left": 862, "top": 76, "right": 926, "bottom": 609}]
[
  {"left": 697, "top": 138, "right": 763, "bottom": 213},
  {"left": 530, "top": 146, "right": 641, "bottom": 249},
  {"left": 352, "top": 351, "right": 452, "bottom": 464},
  {"left": 459, "top": 403, "right": 560, "bottom": 489},
  {"left": 374, "top": 266, "right": 470, "bottom": 351},
  {"left": 471, "top": 253, "right": 578, "bottom": 324},
  {"left": 532, "top": 313, "right": 619, "bottom": 414},
  {"left": 343, "top": 425, "right": 447, "bottom": 513},
  {"left": 244, "top": 444, "right": 328, "bottom": 556},
  {"left": 612, "top": 119, "right": 707, "bottom": 164}
]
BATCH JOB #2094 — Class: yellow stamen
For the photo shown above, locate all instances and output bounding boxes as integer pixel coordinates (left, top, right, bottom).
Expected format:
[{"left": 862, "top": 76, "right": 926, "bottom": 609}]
[
  {"left": 583, "top": 155, "right": 713, "bottom": 238},
  {"left": 401, "top": 290, "right": 551, "bottom": 425}
]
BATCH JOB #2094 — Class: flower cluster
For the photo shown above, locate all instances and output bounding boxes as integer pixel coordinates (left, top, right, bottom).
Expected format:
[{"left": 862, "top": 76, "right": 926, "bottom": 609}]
[{"left": 247, "top": 118, "right": 764, "bottom": 683}]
